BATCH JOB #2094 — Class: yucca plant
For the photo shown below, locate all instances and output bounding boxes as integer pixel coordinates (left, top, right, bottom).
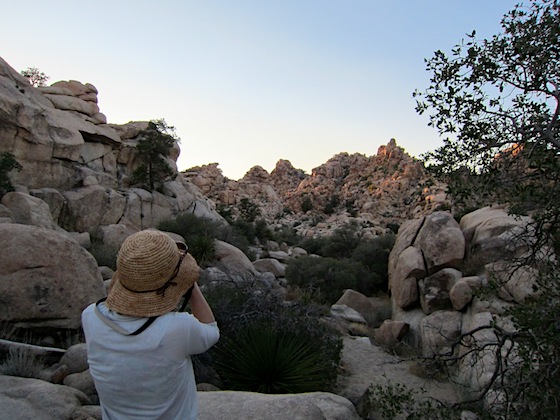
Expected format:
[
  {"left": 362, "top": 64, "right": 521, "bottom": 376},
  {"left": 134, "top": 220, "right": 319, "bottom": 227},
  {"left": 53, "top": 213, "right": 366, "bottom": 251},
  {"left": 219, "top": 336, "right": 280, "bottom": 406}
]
[
  {"left": 213, "top": 321, "right": 338, "bottom": 394},
  {"left": 188, "top": 234, "right": 216, "bottom": 266}
]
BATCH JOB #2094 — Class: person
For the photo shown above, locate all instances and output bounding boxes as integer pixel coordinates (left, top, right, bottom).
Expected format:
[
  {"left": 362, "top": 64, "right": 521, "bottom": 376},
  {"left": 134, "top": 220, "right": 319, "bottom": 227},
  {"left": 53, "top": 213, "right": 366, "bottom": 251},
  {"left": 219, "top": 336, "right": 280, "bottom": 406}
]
[{"left": 81, "top": 229, "right": 219, "bottom": 420}]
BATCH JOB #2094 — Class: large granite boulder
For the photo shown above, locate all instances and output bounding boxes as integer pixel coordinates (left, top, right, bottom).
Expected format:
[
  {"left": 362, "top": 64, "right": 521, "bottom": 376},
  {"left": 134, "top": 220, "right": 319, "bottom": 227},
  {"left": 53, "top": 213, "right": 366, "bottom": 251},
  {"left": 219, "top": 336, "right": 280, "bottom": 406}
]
[
  {"left": 0, "top": 224, "right": 105, "bottom": 329},
  {"left": 0, "top": 376, "right": 91, "bottom": 420},
  {"left": 198, "top": 391, "right": 360, "bottom": 420},
  {"left": 413, "top": 211, "right": 465, "bottom": 275}
]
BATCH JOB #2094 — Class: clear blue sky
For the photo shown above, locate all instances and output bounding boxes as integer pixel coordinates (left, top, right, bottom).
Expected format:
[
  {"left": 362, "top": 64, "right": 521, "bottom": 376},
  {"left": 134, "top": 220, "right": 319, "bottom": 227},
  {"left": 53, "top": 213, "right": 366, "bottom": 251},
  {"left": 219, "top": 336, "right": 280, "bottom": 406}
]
[{"left": 1, "top": 1, "right": 521, "bottom": 180}]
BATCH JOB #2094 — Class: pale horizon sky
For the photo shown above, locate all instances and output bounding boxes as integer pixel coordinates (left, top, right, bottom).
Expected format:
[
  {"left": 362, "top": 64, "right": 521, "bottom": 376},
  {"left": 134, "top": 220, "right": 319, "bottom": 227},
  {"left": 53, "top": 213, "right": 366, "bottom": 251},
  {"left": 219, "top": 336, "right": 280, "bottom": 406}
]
[{"left": 2, "top": 1, "right": 521, "bottom": 180}]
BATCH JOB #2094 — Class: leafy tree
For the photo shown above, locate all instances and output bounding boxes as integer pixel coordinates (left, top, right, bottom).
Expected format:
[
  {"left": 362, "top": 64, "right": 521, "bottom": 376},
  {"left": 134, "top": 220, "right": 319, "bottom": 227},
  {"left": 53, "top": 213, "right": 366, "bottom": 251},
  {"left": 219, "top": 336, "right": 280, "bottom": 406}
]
[
  {"left": 0, "top": 152, "right": 22, "bottom": 197},
  {"left": 131, "top": 119, "right": 178, "bottom": 191},
  {"left": 414, "top": 0, "right": 560, "bottom": 221},
  {"left": 20, "top": 67, "right": 49, "bottom": 87},
  {"left": 414, "top": 1, "right": 560, "bottom": 417}
]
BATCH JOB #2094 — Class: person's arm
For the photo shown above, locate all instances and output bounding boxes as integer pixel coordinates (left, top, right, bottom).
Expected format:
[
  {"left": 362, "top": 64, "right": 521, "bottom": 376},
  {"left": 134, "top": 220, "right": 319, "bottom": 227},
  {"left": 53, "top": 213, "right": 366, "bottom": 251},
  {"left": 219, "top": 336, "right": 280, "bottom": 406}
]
[{"left": 188, "top": 283, "right": 215, "bottom": 324}]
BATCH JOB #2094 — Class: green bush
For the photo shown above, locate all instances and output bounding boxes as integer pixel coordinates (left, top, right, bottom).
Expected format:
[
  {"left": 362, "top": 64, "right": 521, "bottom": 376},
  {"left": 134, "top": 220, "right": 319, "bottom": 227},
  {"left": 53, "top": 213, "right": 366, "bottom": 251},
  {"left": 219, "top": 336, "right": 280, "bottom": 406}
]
[
  {"left": 0, "top": 152, "right": 22, "bottom": 198},
  {"left": 238, "top": 197, "right": 261, "bottom": 222},
  {"left": 351, "top": 233, "right": 396, "bottom": 291},
  {"left": 158, "top": 212, "right": 220, "bottom": 265},
  {"left": 272, "top": 225, "right": 301, "bottom": 246},
  {"left": 285, "top": 255, "right": 370, "bottom": 304},
  {"left": 301, "top": 196, "right": 313, "bottom": 213}
]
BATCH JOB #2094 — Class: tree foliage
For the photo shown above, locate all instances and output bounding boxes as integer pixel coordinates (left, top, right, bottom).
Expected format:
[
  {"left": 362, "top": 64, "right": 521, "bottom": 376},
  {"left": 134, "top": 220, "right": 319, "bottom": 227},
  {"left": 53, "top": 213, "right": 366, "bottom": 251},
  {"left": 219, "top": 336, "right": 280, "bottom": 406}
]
[
  {"left": 20, "top": 67, "right": 50, "bottom": 87},
  {"left": 414, "top": 0, "right": 560, "bottom": 220},
  {"left": 0, "top": 152, "right": 22, "bottom": 197},
  {"left": 414, "top": 1, "right": 560, "bottom": 417},
  {"left": 131, "top": 119, "right": 178, "bottom": 191}
]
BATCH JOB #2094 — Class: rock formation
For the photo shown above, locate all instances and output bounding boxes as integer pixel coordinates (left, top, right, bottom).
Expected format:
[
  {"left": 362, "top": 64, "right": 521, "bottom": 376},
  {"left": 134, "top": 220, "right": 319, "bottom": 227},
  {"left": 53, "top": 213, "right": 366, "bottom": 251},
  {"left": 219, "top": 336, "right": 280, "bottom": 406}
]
[
  {"left": 0, "top": 56, "right": 223, "bottom": 243},
  {"left": 385, "top": 205, "right": 541, "bottom": 403},
  {"left": 183, "top": 139, "right": 451, "bottom": 239}
]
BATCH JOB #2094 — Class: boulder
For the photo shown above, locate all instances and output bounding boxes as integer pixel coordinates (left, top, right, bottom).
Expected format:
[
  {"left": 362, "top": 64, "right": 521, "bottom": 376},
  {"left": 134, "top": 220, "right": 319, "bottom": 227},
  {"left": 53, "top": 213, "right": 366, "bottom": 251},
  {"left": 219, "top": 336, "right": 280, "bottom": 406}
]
[
  {"left": 390, "top": 246, "right": 425, "bottom": 309},
  {"left": 268, "top": 250, "right": 290, "bottom": 262},
  {"left": 330, "top": 304, "right": 368, "bottom": 324},
  {"left": 198, "top": 391, "right": 360, "bottom": 420},
  {"left": 59, "top": 343, "right": 89, "bottom": 375},
  {"left": 335, "top": 289, "right": 391, "bottom": 327},
  {"left": 414, "top": 211, "right": 465, "bottom": 275},
  {"left": 0, "top": 203, "right": 14, "bottom": 223},
  {"left": 388, "top": 217, "right": 425, "bottom": 290},
  {"left": 0, "top": 375, "right": 90, "bottom": 420},
  {"left": 61, "top": 186, "right": 126, "bottom": 233},
  {"left": 63, "top": 370, "right": 98, "bottom": 404},
  {"left": 253, "top": 258, "right": 286, "bottom": 278},
  {"left": 487, "top": 262, "right": 541, "bottom": 304},
  {"left": 290, "top": 246, "right": 308, "bottom": 258},
  {"left": 374, "top": 320, "right": 410, "bottom": 347},
  {"left": 0, "top": 224, "right": 105, "bottom": 329},
  {"left": 420, "top": 310, "right": 463, "bottom": 357},
  {"left": 29, "top": 188, "right": 65, "bottom": 223},
  {"left": 1, "top": 192, "right": 56, "bottom": 229},
  {"left": 419, "top": 268, "right": 463, "bottom": 315},
  {"left": 214, "top": 240, "right": 258, "bottom": 278}
]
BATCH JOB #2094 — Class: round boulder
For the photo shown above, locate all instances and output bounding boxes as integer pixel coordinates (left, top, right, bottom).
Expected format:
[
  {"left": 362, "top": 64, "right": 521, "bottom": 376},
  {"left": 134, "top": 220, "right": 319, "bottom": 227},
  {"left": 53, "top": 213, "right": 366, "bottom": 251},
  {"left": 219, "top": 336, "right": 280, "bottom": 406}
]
[{"left": 0, "top": 224, "right": 105, "bottom": 329}]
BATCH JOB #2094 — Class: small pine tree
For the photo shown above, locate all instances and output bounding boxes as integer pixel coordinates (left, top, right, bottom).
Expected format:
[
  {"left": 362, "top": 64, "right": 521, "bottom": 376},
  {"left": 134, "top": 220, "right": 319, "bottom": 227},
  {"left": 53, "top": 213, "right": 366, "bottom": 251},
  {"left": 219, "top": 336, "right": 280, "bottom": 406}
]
[{"left": 131, "top": 119, "right": 178, "bottom": 191}]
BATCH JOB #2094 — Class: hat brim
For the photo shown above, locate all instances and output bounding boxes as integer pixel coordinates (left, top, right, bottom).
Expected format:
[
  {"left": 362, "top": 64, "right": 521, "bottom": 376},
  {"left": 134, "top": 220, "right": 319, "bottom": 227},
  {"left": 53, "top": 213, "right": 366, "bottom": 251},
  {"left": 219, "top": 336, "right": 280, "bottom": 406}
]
[{"left": 106, "top": 253, "right": 199, "bottom": 317}]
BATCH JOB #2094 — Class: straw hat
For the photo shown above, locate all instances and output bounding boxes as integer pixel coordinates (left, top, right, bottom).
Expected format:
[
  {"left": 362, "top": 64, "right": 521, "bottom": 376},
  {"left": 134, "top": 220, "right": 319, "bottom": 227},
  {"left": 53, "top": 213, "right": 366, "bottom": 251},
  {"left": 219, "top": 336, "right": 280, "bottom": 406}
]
[{"left": 106, "top": 230, "right": 199, "bottom": 317}]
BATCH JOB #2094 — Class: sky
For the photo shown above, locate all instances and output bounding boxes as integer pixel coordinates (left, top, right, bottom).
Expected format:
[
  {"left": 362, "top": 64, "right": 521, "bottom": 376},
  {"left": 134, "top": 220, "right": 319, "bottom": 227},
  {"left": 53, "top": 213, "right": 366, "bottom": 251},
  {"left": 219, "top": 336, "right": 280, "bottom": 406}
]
[{"left": 1, "top": 0, "right": 521, "bottom": 180}]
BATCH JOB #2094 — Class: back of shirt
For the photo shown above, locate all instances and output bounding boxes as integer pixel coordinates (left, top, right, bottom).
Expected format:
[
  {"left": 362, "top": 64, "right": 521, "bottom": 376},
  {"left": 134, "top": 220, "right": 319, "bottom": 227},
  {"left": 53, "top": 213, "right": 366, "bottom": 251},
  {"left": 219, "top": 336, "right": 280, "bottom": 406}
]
[{"left": 81, "top": 302, "right": 219, "bottom": 420}]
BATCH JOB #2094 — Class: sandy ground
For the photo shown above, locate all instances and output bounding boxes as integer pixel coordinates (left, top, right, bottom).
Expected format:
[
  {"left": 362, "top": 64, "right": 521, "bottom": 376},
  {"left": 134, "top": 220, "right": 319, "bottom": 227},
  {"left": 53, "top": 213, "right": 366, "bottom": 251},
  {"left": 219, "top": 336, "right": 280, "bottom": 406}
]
[{"left": 335, "top": 336, "right": 463, "bottom": 406}]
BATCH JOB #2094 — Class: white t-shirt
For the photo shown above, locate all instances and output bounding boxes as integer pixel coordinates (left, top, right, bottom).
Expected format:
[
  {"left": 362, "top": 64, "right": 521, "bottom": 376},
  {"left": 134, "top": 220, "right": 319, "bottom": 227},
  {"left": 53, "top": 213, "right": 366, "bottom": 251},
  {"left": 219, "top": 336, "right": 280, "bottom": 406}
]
[{"left": 81, "top": 302, "right": 220, "bottom": 420}]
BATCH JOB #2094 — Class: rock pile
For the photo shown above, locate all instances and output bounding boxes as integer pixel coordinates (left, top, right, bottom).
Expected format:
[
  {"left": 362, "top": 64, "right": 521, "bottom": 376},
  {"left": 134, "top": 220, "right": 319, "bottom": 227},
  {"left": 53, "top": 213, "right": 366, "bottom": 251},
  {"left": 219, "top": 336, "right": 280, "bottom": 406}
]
[
  {"left": 383, "top": 206, "right": 541, "bottom": 402},
  {"left": 184, "top": 139, "right": 452, "bottom": 239}
]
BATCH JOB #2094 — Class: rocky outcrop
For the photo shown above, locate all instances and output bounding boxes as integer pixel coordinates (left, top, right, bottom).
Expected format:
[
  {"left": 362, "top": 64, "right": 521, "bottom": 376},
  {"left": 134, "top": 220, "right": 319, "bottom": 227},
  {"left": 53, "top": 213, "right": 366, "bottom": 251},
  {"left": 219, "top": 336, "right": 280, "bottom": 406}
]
[
  {"left": 0, "top": 56, "right": 223, "bottom": 242},
  {"left": 183, "top": 139, "right": 452, "bottom": 240},
  {"left": 387, "top": 206, "right": 541, "bottom": 401}
]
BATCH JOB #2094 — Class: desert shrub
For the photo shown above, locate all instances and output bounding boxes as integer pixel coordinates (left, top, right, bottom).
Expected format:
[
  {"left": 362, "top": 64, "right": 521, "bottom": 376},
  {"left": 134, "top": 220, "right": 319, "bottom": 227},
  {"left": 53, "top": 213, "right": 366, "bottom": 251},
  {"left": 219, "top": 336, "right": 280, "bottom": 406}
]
[
  {"left": 0, "top": 348, "right": 45, "bottom": 378},
  {"left": 299, "top": 221, "right": 362, "bottom": 259},
  {"left": 238, "top": 197, "right": 260, "bottom": 222},
  {"left": 89, "top": 240, "right": 118, "bottom": 270},
  {"left": 298, "top": 236, "right": 329, "bottom": 256},
  {"left": 301, "top": 196, "right": 313, "bottom": 212},
  {"left": 230, "top": 219, "right": 256, "bottom": 244},
  {"left": 271, "top": 225, "right": 300, "bottom": 246},
  {"left": 215, "top": 224, "right": 253, "bottom": 258},
  {"left": 361, "top": 382, "right": 462, "bottom": 420},
  {"left": 204, "top": 280, "right": 342, "bottom": 393},
  {"left": 158, "top": 212, "right": 221, "bottom": 265},
  {"left": 351, "top": 233, "right": 396, "bottom": 291},
  {"left": 0, "top": 152, "right": 22, "bottom": 198},
  {"left": 158, "top": 212, "right": 221, "bottom": 240},
  {"left": 321, "top": 221, "right": 362, "bottom": 258},
  {"left": 285, "top": 255, "right": 370, "bottom": 304},
  {"left": 254, "top": 218, "right": 273, "bottom": 242}
]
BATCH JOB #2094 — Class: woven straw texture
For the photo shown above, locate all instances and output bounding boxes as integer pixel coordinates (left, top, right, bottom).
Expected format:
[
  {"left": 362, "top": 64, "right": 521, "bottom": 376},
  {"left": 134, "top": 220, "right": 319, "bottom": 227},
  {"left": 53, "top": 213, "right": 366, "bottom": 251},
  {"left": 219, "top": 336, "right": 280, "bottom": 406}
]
[{"left": 106, "top": 230, "right": 199, "bottom": 317}]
